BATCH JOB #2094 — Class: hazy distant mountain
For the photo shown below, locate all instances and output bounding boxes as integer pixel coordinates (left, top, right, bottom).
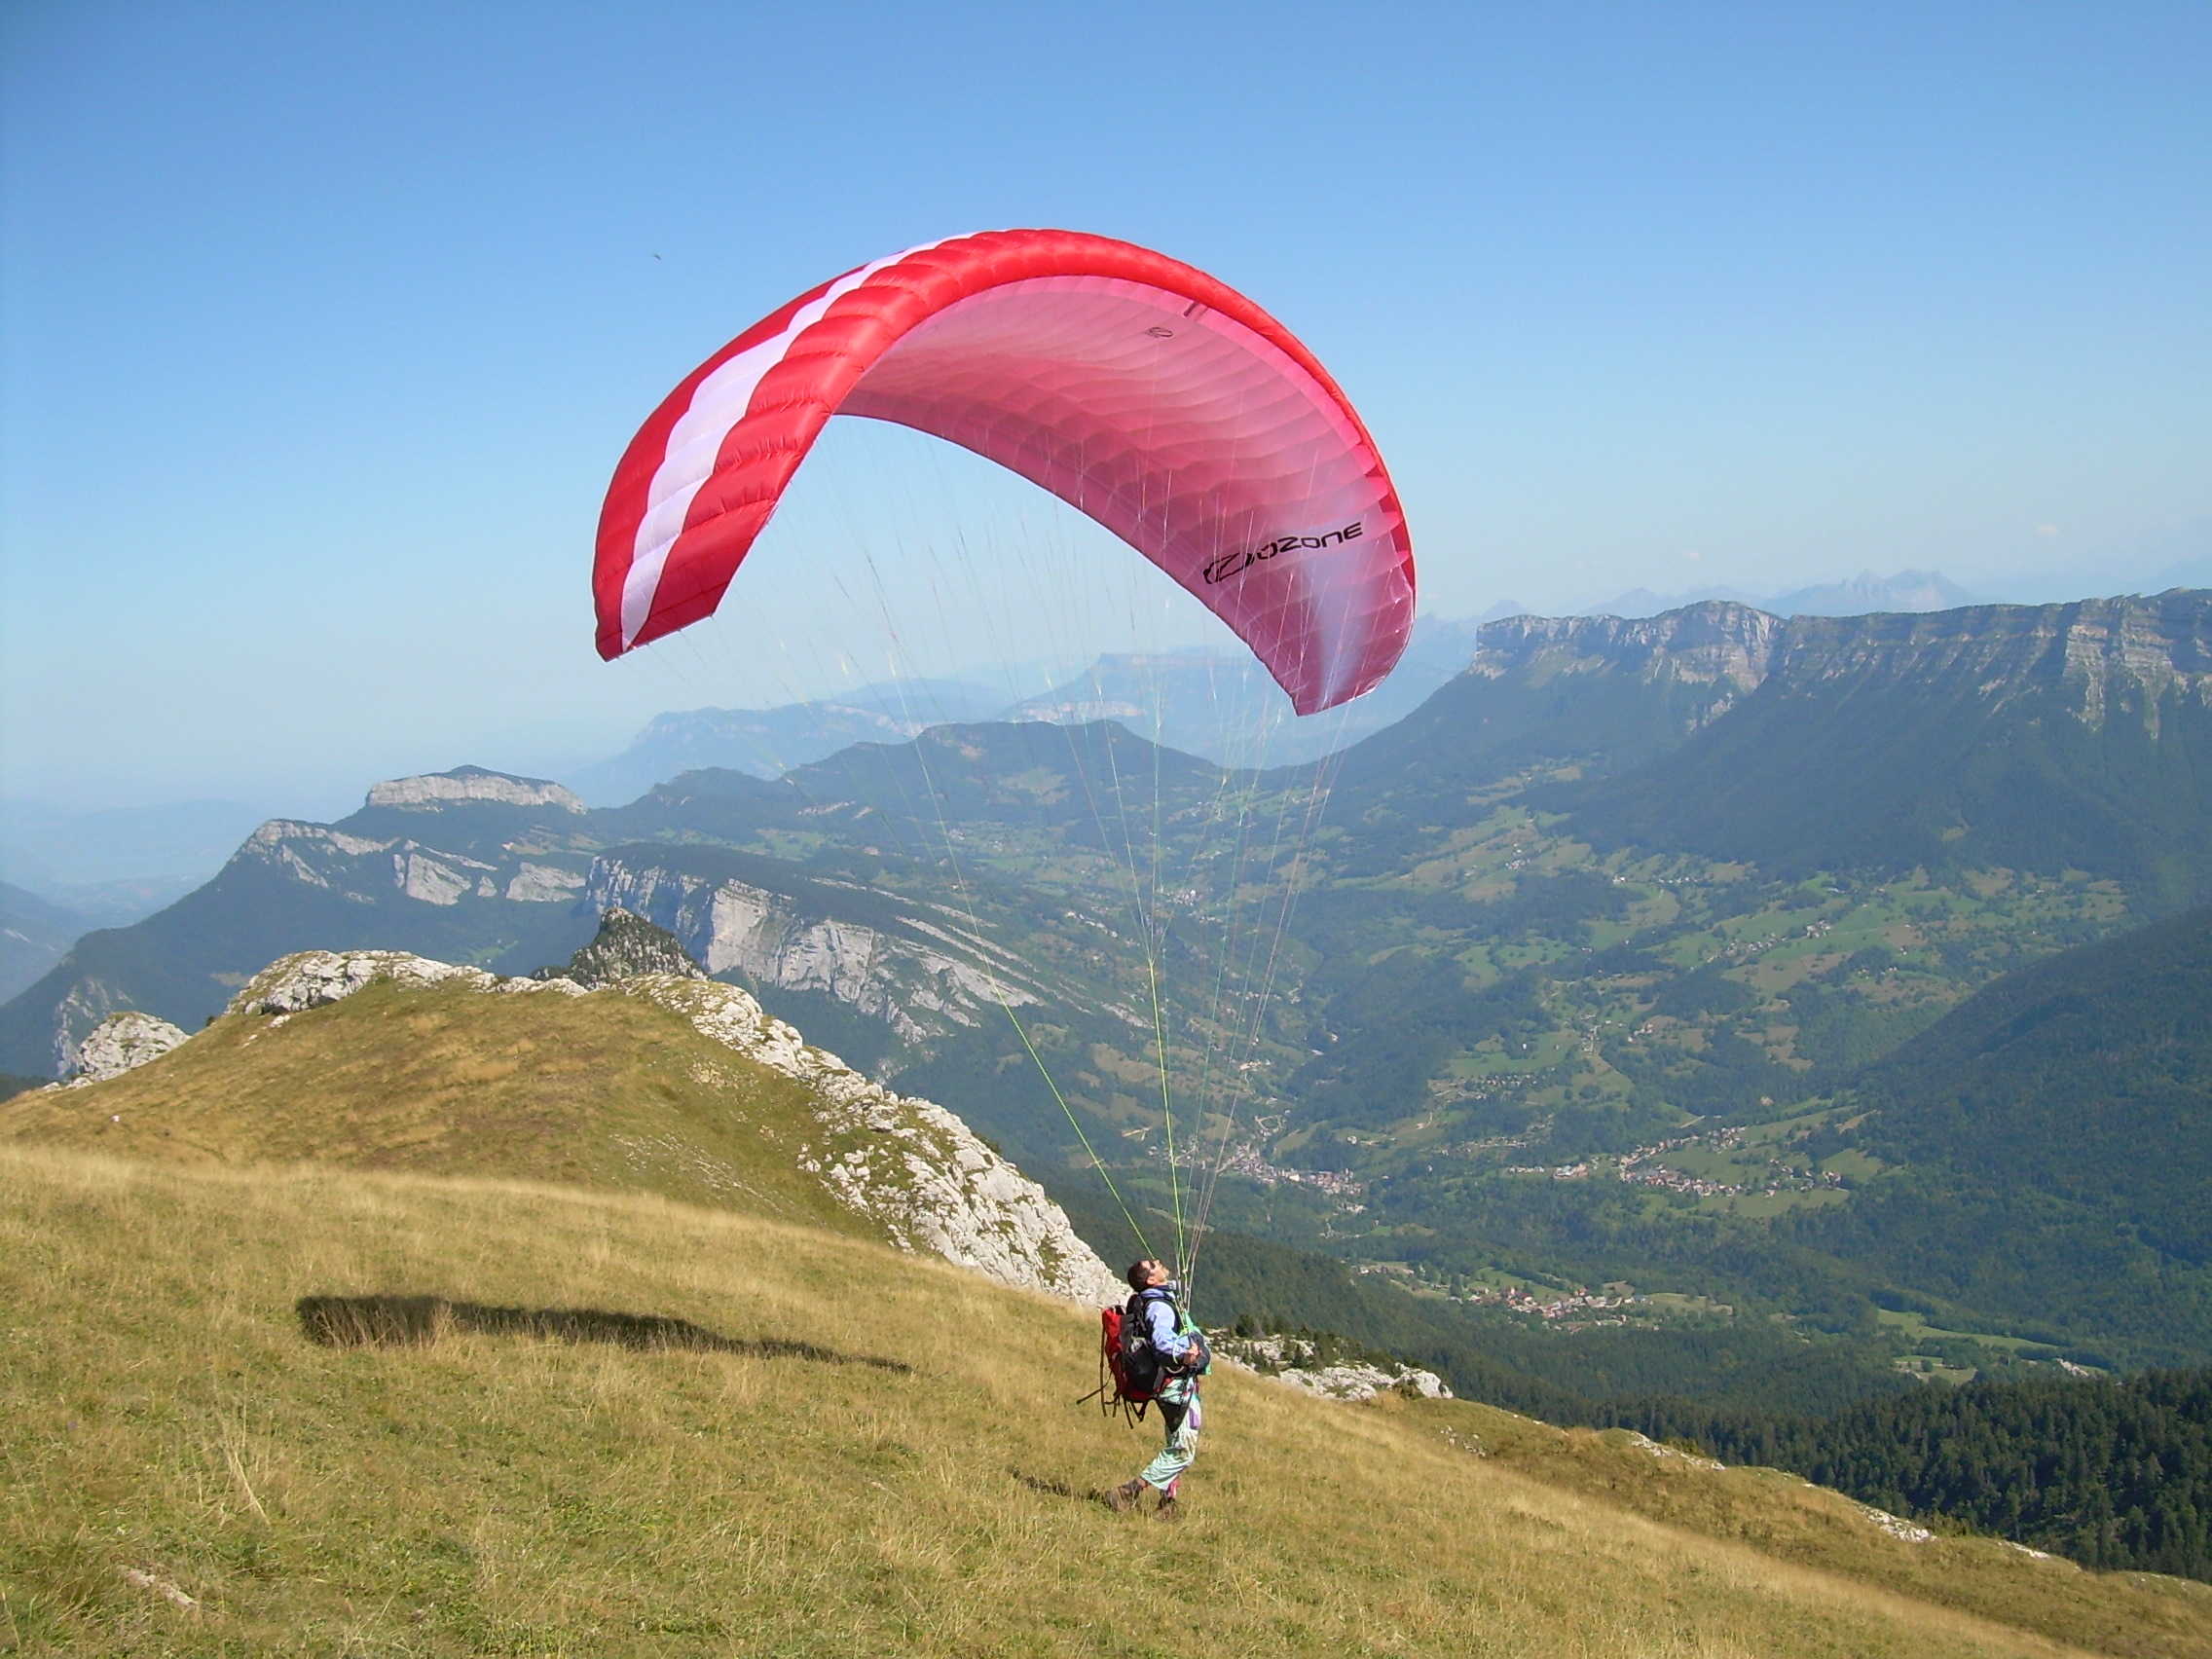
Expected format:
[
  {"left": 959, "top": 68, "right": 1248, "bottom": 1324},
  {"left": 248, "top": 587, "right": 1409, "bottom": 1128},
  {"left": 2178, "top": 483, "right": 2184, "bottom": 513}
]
[
  {"left": 0, "top": 797, "right": 275, "bottom": 908},
  {"left": 998, "top": 649, "right": 1382, "bottom": 767},
  {"left": 1579, "top": 584, "right": 1761, "bottom": 617},
  {"left": 34, "top": 874, "right": 207, "bottom": 932},
  {"left": 2091, "top": 516, "right": 2212, "bottom": 596},
  {"left": 0, "top": 881, "right": 89, "bottom": 1006},
  {"left": 568, "top": 679, "right": 1005, "bottom": 805},
  {"left": 1581, "top": 570, "right": 1983, "bottom": 620},
  {"left": 2158, "top": 544, "right": 2212, "bottom": 589},
  {"left": 995, "top": 610, "right": 1518, "bottom": 768},
  {"left": 573, "top": 612, "right": 1523, "bottom": 793},
  {"left": 1766, "top": 570, "right": 1984, "bottom": 615}
]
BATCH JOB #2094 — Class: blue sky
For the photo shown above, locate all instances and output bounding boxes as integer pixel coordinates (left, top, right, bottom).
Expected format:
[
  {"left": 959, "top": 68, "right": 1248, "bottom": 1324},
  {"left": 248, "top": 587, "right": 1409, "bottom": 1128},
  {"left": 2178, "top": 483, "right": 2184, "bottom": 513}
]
[{"left": 3, "top": 0, "right": 2207, "bottom": 813}]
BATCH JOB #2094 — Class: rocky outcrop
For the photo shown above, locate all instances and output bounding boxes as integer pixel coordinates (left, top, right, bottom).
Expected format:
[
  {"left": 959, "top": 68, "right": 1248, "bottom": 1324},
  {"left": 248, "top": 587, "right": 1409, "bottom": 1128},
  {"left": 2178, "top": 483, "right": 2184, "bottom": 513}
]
[
  {"left": 1610, "top": 1428, "right": 1723, "bottom": 1471},
  {"left": 1274, "top": 1360, "right": 1452, "bottom": 1402},
  {"left": 363, "top": 767, "right": 585, "bottom": 814},
  {"left": 223, "top": 948, "right": 1118, "bottom": 1306},
  {"left": 2054, "top": 592, "right": 2212, "bottom": 730},
  {"left": 57, "top": 1011, "right": 189, "bottom": 1085},
  {"left": 534, "top": 908, "right": 707, "bottom": 989},
  {"left": 637, "top": 974, "right": 1121, "bottom": 1306},
  {"left": 227, "top": 950, "right": 580, "bottom": 1014},
  {"left": 1210, "top": 1333, "right": 1453, "bottom": 1402},
  {"left": 1850, "top": 1500, "right": 1936, "bottom": 1545},
  {"left": 42, "top": 978, "right": 131, "bottom": 1078}
]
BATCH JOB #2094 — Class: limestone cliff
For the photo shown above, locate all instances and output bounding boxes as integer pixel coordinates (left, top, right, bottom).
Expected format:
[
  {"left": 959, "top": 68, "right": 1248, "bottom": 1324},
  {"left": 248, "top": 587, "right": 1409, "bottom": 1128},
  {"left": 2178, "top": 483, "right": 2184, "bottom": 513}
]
[
  {"left": 1482, "top": 591, "right": 2212, "bottom": 735},
  {"left": 584, "top": 855, "right": 1044, "bottom": 1046},
  {"left": 230, "top": 820, "right": 587, "bottom": 909},
  {"left": 1767, "top": 591, "right": 2212, "bottom": 728},
  {"left": 1475, "top": 603, "right": 1787, "bottom": 700}
]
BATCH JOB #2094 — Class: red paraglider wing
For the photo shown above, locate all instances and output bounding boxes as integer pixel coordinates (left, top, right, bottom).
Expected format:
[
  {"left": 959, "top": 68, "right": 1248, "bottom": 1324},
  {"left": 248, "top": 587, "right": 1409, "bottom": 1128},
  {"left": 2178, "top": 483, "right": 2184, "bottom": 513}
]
[{"left": 595, "top": 229, "right": 1414, "bottom": 715}]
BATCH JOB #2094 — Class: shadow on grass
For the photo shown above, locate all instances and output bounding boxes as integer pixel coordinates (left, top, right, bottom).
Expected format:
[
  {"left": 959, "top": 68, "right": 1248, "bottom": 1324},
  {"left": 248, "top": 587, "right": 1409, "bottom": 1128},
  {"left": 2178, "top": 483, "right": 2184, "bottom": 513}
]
[
  {"left": 296, "top": 1294, "right": 910, "bottom": 1372},
  {"left": 1012, "top": 1470, "right": 1087, "bottom": 1501}
]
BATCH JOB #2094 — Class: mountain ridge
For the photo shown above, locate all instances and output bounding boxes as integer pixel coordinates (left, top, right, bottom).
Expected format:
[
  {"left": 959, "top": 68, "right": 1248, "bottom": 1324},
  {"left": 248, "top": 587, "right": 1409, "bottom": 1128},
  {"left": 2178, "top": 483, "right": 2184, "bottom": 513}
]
[{"left": 1541, "top": 590, "right": 2212, "bottom": 897}]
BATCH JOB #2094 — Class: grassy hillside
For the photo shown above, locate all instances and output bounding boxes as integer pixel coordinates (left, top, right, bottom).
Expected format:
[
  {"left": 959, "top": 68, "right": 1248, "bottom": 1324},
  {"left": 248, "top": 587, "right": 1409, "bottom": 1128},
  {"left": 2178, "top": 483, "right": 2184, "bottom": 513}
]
[
  {"left": 6, "top": 1146, "right": 2210, "bottom": 1657},
  {"left": 1776, "top": 905, "right": 2212, "bottom": 1357},
  {"left": 1829, "top": 904, "right": 2212, "bottom": 1261},
  {"left": 0, "top": 977, "right": 869, "bottom": 1239}
]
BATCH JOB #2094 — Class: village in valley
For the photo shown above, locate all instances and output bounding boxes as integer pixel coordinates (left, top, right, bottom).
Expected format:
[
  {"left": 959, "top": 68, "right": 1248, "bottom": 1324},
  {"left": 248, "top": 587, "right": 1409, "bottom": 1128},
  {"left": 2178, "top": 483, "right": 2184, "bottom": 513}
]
[{"left": 1503, "top": 1124, "right": 1856, "bottom": 1202}]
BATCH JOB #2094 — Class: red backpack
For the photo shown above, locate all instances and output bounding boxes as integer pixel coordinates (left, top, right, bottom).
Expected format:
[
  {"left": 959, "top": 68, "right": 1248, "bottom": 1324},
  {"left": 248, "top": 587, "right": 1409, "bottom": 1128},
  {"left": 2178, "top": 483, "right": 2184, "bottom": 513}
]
[{"left": 1087, "top": 1291, "right": 1208, "bottom": 1422}]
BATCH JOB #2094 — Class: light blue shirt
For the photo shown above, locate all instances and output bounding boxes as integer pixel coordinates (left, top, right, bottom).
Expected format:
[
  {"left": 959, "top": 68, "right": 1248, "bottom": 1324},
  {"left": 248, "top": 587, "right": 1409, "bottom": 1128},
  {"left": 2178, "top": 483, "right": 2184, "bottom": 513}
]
[{"left": 1137, "top": 1284, "right": 1198, "bottom": 1361}]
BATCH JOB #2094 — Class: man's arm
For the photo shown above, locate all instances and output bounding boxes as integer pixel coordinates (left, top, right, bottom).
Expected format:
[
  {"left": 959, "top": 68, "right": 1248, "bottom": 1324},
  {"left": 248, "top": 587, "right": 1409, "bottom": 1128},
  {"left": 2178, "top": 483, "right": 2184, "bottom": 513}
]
[{"left": 1145, "top": 1298, "right": 1195, "bottom": 1361}]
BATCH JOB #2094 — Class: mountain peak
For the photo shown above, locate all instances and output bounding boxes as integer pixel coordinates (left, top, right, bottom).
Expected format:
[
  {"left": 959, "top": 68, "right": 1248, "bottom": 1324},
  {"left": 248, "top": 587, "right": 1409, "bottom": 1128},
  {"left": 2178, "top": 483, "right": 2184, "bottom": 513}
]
[
  {"left": 362, "top": 767, "right": 584, "bottom": 814},
  {"left": 534, "top": 908, "right": 708, "bottom": 989},
  {"left": 1766, "top": 569, "right": 1983, "bottom": 615}
]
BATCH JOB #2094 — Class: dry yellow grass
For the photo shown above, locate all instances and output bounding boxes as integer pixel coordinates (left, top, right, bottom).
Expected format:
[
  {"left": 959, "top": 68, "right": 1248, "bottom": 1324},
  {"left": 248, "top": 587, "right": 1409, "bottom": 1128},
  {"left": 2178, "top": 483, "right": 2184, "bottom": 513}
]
[
  {"left": 5, "top": 1145, "right": 2208, "bottom": 1657},
  {"left": 0, "top": 979, "right": 874, "bottom": 1238}
]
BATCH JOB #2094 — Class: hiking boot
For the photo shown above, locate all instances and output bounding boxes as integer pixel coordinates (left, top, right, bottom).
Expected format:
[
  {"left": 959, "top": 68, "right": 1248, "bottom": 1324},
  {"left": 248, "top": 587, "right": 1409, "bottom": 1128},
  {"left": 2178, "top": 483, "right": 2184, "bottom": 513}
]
[
  {"left": 1100, "top": 1479, "right": 1147, "bottom": 1514},
  {"left": 1154, "top": 1494, "right": 1183, "bottom": 1523}
]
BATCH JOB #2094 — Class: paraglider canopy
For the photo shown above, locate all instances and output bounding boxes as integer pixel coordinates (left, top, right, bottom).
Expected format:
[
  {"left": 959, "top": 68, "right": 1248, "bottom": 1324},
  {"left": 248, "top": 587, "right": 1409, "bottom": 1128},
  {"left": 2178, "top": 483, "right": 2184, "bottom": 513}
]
[{"left": 595, "top": 229, "right": 1414, "bottom": 715}]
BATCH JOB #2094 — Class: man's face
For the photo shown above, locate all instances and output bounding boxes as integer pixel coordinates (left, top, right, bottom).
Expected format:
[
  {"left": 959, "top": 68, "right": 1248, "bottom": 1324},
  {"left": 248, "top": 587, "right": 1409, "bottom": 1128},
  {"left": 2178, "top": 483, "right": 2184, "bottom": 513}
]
[{"left": 1142, "top": 1260, "right": 1171, "bottom": 1288}]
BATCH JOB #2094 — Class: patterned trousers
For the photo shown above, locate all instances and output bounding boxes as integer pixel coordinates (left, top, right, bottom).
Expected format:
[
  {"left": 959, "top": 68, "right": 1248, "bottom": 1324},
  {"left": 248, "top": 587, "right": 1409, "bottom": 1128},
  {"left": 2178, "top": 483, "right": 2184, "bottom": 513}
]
[{"left": 1139, "top": 1385, "right": 1202, "bottom": 1494}]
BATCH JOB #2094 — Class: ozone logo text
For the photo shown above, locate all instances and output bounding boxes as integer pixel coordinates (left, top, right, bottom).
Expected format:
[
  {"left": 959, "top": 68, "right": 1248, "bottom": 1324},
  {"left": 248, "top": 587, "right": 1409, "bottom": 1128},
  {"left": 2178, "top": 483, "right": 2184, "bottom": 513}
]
[{"left": 1201, "top": 521, "right": 1365, "bottom": 585}]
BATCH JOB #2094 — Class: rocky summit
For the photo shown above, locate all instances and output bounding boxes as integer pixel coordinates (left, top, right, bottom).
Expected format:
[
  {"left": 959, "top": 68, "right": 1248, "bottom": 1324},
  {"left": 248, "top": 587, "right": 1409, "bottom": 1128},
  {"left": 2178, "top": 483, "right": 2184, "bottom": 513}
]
[
  {"left": 362, "top": 765, "right": 586, "bottom": 814},
  {"left": 532, "top": 906, "right": 708, "bottom": 989}
]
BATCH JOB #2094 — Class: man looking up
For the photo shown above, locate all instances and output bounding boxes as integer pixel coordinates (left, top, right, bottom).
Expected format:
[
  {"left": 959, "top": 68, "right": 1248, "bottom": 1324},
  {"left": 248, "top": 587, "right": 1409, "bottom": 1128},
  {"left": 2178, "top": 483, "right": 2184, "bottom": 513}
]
[{"left": 1102, "top": 1258, "right": 1207, "bottom": 1520}]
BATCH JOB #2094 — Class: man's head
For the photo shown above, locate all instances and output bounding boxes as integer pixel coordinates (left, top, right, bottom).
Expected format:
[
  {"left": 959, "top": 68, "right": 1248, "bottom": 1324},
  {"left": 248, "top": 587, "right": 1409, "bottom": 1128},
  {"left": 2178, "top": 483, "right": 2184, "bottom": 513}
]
[{"left": 1125, "top": 1258, "right": 1172, "bottom": 1292}]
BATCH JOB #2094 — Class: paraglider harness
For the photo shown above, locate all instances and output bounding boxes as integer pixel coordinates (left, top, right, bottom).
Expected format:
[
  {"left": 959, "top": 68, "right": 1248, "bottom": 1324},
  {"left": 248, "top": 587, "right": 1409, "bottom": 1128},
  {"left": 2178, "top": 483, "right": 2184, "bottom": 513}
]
[{"left": 1081, "top": 1285, "right": 1210, "bottom": 1424}]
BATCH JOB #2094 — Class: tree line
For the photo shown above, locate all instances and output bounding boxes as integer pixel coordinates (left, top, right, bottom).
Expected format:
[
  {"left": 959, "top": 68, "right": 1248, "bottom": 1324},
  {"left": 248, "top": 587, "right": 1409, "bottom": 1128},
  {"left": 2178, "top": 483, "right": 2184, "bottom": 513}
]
[{"left": 1607, "top": 1366, "right": 2212, "bottom": 1581}]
